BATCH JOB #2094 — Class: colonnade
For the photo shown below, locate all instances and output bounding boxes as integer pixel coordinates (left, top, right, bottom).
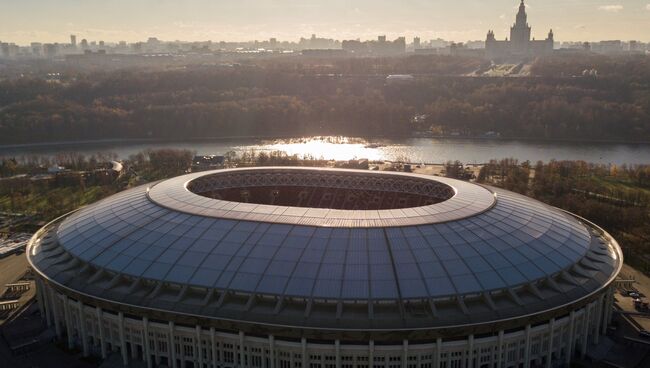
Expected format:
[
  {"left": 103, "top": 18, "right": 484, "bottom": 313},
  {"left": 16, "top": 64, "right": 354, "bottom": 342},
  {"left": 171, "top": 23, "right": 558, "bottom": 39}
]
[{"left": 35, "top": 277, "right": 615, "bottom": 368}]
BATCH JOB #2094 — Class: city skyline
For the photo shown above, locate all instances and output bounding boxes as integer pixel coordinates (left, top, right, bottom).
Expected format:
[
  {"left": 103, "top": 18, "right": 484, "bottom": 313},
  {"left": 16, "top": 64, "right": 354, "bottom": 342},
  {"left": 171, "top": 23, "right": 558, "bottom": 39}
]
[{"left": 2, "top": 0, "right": 650, "bottom": 45}]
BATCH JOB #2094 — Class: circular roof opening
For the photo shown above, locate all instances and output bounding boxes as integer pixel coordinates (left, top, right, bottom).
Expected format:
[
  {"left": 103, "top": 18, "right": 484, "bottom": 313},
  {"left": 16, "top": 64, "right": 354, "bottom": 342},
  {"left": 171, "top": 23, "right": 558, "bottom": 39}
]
[
  {"left": 147, "top": 167, "right": 496, "bottom": 227},
  {"left": 186, "top": 169, "right": 455, "bottom": 210}
]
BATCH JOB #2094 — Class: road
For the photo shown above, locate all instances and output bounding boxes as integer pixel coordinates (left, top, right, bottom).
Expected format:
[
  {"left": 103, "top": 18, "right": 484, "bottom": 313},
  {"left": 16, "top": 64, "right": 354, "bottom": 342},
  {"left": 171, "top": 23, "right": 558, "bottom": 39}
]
[
  {"left": 0, "top": 253, "right": 33, "bottom": 326},
  {"left": 0, "top": 253, "right": 29, "bottom": 289},
  {"left": 618, "top": 264, "right": 650, "bottom": 332}
]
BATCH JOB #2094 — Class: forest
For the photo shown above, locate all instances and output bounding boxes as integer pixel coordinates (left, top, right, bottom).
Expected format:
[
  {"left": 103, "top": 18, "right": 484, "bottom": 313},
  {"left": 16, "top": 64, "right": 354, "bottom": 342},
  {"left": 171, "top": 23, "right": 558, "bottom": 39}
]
[{"left": 1, "top": 53, "right": 649, "bottom": 144}]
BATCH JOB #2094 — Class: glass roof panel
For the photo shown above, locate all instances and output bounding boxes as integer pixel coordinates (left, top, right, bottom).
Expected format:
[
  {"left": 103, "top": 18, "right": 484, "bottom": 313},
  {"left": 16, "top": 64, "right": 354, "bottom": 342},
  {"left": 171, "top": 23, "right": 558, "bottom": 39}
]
[
  {"left": 56, "top": 178, "right": 594, "bottom": 302},
  {"left": 425, "top": 277, "right": 456, "bottom": 296}
]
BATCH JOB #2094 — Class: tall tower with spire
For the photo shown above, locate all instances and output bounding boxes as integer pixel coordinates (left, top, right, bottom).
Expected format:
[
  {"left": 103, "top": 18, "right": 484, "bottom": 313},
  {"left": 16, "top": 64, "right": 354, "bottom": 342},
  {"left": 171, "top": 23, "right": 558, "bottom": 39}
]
[
  {"left": 510, "top": 0, "right": 532, "bottom": 54},
  {"left": 485, "top": 0, "right": 553, "bottom": 59}
]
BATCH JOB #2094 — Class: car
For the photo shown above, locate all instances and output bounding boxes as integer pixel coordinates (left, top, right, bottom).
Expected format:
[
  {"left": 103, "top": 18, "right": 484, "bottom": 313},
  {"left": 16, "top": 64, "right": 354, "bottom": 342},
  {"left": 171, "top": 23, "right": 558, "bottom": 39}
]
[{"left": 629, "top": 292, "right": 640, "bottom": 298}]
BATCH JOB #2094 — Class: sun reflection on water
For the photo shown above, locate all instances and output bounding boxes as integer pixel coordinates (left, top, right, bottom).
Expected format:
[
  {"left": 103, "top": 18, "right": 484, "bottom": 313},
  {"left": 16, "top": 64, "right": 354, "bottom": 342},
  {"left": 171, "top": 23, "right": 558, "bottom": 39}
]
[{"left": 255, "top": 136, "right": 388, "bottom": 161}]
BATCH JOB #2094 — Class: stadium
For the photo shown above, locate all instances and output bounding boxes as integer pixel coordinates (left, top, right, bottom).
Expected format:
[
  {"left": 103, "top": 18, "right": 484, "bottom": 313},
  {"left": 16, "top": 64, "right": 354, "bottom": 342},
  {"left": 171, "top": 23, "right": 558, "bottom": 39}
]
[{"left": 27, "top": 167, "right": 622, "bottom": 368}]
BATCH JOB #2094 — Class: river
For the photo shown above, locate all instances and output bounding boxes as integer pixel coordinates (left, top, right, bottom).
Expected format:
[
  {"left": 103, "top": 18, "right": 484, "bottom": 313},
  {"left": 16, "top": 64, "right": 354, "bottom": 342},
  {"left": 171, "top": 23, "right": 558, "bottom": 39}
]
[{"left": 1, "top": 136, "right": 650, "bottom": 165}]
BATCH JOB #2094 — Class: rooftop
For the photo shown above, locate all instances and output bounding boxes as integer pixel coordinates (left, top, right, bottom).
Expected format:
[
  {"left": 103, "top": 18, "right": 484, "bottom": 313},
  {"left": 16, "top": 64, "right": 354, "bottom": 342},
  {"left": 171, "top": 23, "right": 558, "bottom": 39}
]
[{"left": 27, "top": 168, "right": 622, "bottom": 331}]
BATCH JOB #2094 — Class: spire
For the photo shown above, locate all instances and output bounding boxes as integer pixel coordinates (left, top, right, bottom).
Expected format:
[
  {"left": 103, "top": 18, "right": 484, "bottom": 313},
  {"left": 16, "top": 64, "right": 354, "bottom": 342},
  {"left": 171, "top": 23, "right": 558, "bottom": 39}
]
[{"left": 515, "top": 0, "right": 528, "bottom": 27}]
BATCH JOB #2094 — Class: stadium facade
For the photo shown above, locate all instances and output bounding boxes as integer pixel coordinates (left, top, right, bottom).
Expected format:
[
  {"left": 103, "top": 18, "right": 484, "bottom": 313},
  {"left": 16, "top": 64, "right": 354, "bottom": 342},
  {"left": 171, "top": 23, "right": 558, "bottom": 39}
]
[{"left": 27, "top": 167, "right": 622, "bottom": 368}]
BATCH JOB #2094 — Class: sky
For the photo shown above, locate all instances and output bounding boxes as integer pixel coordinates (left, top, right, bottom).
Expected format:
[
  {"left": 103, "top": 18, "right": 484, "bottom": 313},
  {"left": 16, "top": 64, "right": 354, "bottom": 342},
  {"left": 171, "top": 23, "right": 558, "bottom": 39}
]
[{"left": 1, "top": 0, "right": 649, "bottom": 45}]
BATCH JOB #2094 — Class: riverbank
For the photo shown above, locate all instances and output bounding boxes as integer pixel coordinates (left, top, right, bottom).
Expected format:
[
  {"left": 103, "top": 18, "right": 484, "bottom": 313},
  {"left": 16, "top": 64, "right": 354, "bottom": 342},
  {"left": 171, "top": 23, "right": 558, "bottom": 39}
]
[
  {"left": 3, "top": 133, "right": 650, "bottom": 151},
  {"left": 3, "top": 136, "right": 650, "bottom": 165}
]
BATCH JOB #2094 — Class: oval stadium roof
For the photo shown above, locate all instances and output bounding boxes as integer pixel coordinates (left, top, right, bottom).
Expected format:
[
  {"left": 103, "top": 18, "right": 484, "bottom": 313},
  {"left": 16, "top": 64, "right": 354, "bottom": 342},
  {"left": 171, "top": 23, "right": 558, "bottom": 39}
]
[{"left": 31, "top": 167, "right": 621, "bottom": 330}]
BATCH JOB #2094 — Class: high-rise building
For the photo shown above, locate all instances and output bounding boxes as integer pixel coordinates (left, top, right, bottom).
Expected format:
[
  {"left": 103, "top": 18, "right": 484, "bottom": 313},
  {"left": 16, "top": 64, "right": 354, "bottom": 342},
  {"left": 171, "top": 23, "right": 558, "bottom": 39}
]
[
  {"left": 30, "top": 42, "right": 43, "bottom": 57},
  {"left": 509, "top": 0, "right": 531, "bottom": 52},
  {"left": 0, "top": 42, "right": 18, "bottom": 58},
  {"left": 70, "top": 34, "right": 77, "bottom": 47},
  {"left": 413, "top": 37, "right": 421, "bottom": 50},
  {"left": 43, "top": 43, "right": 60, "bottom": 58},
  {"left": 485, "top": 0, "right": 553, "bottom": 59}
]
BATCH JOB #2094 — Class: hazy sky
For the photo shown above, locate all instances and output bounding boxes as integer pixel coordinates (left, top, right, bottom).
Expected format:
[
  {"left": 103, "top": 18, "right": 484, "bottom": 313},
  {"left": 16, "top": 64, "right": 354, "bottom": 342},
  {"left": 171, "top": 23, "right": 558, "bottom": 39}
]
[{"left": 1, "top": 0, "right": 649, "bottom": 45}]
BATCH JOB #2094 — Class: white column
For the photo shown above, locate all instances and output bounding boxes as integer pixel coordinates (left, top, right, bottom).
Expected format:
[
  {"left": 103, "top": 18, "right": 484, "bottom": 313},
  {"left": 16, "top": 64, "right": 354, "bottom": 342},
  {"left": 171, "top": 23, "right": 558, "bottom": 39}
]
[
  {"left": 119, "top": 312, "right": 129, "bottom": 366},
  {"left": 247, "top": 339, "right": 252, "bottom": 368},
  {"left": 467, "top": 335, "right": 474, "bottom": 368},
  {"left": 239, "top": 330, "right": 245, "bottom": 367},
  {"left": 211, "top": 327, "right": 217, "bottom": 368},
  {"left": 51, "top": 289, "right": 62, "bottom": 338},
  {"left": 269, "top": 335, "right": 275, "bottom": 368},
  {"left": 600, "top": 292, "right": 608, "bottom": 335},
  {"left": 546, "top": 318, "right": 555, "bottom": 368},
  {"left": 194, "top": 326, "right": 203, "bottom": 368},
  {"left": 131, "top": 331, "right": 139, "bottom": 360},
  {"left": 152, "top": 323, "right": 160, "bottom": 366},
  {"left": 580, "top": 305, "right": 591, "bottom": 359},
  {"left": 35, "top": 279, "right": 46, "bottom": 323},
  {"left": 90, "top": 311, "right": 98, "bottom": 348},
  {"left": 335, "top": 339, "right": 341, "bottom": 368},
  {"left": 105, "top": 316, "right": 113, "bottom": 352},
  {"left": 96, "top": 307, "right": 107, "bottom": 359},
  {"left": 402, "top": 339, "right": 408, "bottom": 368},
  {"left": 77, "top": 301, "right": 89, "bottom": 356},
  {"left": 63, "top": 297, "right": 74, "bottom": 349},
  {"left": 370, "top": 340, "right": 375, "bottom": 368},
  {"left": 42, "top": 282, "right": 53, "bottom": 327},
  {"left": 302, "top": 337, "right": 308, "bottom": 368},
  {"left": 143, "top": 317, "right": 152, "bottom": 368},
  {"left": 169, "top": 321, "right": 178, "bottom": 368},
  {"left": 566, "top": 311, "right": 576, "bottom": 366},
  {"left": 490, "top": 340, "right": 496, "bottom": 368},
  {"left": 602, "top": 290, "right": 610, "bottom": 329},
  {"left": 603, "top": 288, "right": 612, "bottom": 327},
  {"left": 262, "top": 344, "right": 268, "bottom": 368},
  {"left": 524, "top": 325, "right": 531, "bottom": 368},
  {"left": 595, "top": 294, "right": 604, "bottom": 343},
  {"left": 607, "top": 288, "right": 615, "bottom": 325},
  {"left": 497, "top": 330, "right": 504, "bottom": 368},
  {"left": 434, "top": 338, "right": 441, "bottom": 368}
]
